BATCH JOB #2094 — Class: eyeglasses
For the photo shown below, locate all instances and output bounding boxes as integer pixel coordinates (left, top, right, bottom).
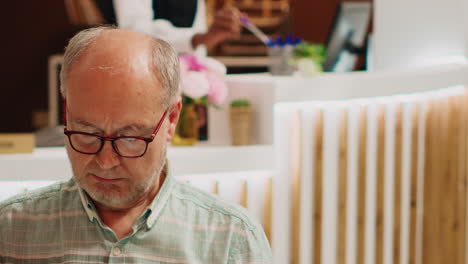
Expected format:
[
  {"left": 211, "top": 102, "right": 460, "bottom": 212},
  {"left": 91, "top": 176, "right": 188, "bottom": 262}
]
[{"left": 64, "top": 110, "right": 168, "bottom": 158}]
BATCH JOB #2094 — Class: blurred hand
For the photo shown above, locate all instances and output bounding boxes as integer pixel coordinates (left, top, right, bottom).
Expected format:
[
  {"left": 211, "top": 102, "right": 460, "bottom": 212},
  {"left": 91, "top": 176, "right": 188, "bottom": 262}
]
[{"left": 192, "top": 7, "right": 245, "bottom": 49}]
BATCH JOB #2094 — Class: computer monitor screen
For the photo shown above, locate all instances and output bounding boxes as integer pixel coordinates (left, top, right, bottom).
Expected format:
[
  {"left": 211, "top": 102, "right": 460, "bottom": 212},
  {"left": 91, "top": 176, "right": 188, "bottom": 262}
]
[{"left": 323, "top": 2, "right": 372, "bottom": 72}]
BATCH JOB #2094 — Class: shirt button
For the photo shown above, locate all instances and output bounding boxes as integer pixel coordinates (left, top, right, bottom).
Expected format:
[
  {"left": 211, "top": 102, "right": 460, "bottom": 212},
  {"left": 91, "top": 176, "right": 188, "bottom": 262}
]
[{"left": 112, "top": 247, "right": 121, "bottom": 256}]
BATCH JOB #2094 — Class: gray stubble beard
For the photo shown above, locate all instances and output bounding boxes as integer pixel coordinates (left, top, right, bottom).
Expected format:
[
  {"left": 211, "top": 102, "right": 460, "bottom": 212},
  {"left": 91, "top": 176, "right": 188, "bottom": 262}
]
[{"left": 70, "top": 143, "right": 167, "bottom": 210}]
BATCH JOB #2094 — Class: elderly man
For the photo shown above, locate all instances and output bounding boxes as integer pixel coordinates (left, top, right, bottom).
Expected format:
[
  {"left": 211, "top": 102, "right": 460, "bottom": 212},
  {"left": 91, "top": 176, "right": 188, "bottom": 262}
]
[{"left": 0, "top": 27, "right": 272, "bottom": 263}]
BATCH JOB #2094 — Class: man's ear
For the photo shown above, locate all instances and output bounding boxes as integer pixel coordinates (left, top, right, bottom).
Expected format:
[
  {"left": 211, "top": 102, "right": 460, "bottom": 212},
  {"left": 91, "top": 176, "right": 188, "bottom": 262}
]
[{"left": 166, "top": 96, "right": 182, "bottom": 142}]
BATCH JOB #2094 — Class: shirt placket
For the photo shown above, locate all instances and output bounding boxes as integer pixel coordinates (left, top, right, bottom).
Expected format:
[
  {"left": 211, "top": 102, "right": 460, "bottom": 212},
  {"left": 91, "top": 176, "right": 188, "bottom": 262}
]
[{"left": 107, "top": 217, "right": 148, "bottom": 263}]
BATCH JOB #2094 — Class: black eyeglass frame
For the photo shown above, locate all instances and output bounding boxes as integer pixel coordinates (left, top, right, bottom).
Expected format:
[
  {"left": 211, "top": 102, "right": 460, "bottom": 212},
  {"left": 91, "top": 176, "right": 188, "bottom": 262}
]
[{"left": 64, "top": 109, "right": 168, "bottom": 158}]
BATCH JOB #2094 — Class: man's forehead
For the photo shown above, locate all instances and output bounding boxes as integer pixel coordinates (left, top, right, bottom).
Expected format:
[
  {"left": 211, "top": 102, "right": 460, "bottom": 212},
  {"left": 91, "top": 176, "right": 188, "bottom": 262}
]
[
  {"left": 66, "top": 63, "right": 161, "bottom": 106},
  {"left": 87, "top": 29, "right": 153, "bottom": 56},
  {"left": 70, "top": 32, "right": 155, "bottom": 82},
  {"left": 71, "top": 54, "right": 154, "bottom": 82},
  {"left": 88, "top": 65, "right": 122, "bottom": 76}
]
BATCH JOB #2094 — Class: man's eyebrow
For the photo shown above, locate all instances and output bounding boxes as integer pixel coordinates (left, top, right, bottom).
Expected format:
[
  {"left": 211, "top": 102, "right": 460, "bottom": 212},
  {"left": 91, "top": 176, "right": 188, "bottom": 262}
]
[
  {"left": 70, "top": 119, "right": 152, "bottom": 134},
  {"left": 116, "top": 124, "right": 153, "bottom": 134},
  {"left": 70, "top": 119, "right": 102, "bottom": 131}
]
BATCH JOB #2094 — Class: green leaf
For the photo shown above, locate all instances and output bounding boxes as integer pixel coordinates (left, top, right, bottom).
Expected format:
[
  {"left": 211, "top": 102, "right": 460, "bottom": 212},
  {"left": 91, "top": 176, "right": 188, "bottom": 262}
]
[{"left": 230, "top": 98, "right": 251, "bottom": 107}]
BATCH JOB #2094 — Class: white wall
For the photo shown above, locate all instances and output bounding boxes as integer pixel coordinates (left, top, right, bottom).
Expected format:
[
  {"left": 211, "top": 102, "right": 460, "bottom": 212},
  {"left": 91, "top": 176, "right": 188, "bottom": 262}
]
[
  {"left": 373, "top": 0, "right": 466, "bottom": 70},
  {"left": 209, "top": 64, "right": 468, "bottom": 146},
  {"left": 464, "top": 0, "right": 468, "bottom": 58},
  {"left": 0, "top": 145, "right": 274, "bottom": 181}
]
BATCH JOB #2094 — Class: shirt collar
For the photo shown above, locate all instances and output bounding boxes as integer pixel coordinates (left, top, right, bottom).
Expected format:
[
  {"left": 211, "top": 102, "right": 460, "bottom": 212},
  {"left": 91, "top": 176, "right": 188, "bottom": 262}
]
[
  {"left": 145, "top": 173, "right": 175, "bottom": 229},
  {"left": 78, "top": 186, "right": 98, "bottom": 222}
]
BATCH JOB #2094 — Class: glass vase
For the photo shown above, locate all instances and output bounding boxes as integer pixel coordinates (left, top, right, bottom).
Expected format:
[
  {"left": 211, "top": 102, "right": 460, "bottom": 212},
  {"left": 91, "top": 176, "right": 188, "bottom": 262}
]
[{"left": 172, "top": 103, "right": 199, "bottom": 146}]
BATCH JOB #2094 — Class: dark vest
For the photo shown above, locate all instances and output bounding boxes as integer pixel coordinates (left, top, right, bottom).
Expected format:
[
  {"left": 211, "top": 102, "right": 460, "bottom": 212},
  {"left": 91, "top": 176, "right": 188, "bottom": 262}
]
[{"left": 95, "top": 0, "right": 197, "bottom": 28}]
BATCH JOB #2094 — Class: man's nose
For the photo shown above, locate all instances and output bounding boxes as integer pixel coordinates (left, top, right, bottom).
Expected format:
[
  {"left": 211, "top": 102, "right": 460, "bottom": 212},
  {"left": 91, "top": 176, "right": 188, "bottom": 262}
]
[{"left": 95, "top": 141, "right": 120, "bottom": 169}]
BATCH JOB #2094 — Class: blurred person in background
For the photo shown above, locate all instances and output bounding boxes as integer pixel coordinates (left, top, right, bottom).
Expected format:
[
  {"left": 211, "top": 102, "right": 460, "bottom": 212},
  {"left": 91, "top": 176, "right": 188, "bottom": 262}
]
[{"left": 112, "top": 0, "right": 243, "bottom": 55}]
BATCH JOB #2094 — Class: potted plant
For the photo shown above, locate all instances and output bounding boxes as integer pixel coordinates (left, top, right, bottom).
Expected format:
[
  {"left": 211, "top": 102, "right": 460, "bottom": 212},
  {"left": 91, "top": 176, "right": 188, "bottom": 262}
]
[
  {"left": 292, "top": 41, "right": 326, "bottom": 77},
  {"left": 229, "top": 98, "right": 252, "bottom": 146}
]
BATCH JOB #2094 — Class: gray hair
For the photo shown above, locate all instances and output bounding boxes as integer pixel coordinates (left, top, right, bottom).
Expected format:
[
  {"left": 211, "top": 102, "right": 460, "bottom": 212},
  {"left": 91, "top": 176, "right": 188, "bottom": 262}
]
[{"left": 60, "top": 26, "right": 180, "bottom": 107}]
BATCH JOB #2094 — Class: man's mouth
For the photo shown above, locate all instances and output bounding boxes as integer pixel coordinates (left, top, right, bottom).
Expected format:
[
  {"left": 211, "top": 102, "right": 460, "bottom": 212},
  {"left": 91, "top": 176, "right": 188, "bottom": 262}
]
[{"left": 89, "top": 173, "right": 123, "bottom": 183}]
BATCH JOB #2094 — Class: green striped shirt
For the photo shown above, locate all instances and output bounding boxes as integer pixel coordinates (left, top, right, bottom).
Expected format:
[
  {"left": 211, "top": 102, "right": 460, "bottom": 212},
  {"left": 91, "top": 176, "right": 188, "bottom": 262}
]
[{"left": 0, "top": 175, "right": 272, "bottom": 263}]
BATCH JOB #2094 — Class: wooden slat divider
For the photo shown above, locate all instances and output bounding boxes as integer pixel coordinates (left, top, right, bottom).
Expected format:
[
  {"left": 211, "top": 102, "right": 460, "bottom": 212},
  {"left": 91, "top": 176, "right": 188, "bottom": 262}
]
[
  {"left": 357, "top": 106, "right": 368, "bottom": 264},
  {"left": 337, "top": 109, "right": 348, "bottom": 264},
  {"left": 279, "top": 89, "right": 468, "bottom": 264},
  {"left": 409, "top": 103, "right": 420, "bottom": 264},
  {"left": 440, "top": 97, "right": 454, "bottom": 263},
  {"left": 393, "top": 104, "right": 403, "bottom": 264},
  {"left": 376, "top": 105, "right": 386, "bottom": 264},
  {"left": 291, "top": 110, "right": 302, "bottom": 264},
  {"left": 240, "top": 180, "right": 248, "bottom": 208},
  {"left": 313, "top": 110, "right": 324, "bottom": 264},
  {"left": 456, "top": 95, "right": 468, "bottom": 264},
  {"left": 423, "top": 99, "right": 442, "bottom": 264}
]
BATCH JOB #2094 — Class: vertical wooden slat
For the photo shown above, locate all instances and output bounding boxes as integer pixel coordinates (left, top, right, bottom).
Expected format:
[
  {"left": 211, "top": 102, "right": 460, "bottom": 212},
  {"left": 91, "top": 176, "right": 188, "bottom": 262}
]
[
  {"left": 399, "top": 103, "right": 414, "bottom": 264},
  {"left": 442, "top": 96, "right": 456, "bottom": 264},
  {"left": 321, "top": 108, "right": 341, "bottom": 264},
  {"left": 313, "top": 110, "right": 324, "bottom": 264},
  {"left": 213, "top": 180, "right": 219, "bottom": 195},
  {"left": 446, "top": 97, "right": 456, "bottom": 263},
  {"left": 393, "top": 104, "right": 403, "bottom": 264},
  {"left": 376, "top": 105, "right": 386, "bottom": 264},
  {"left": 423, "top": 98, "right": 450, "bottom": 264},
  {"left": 297, "top": 107, "right": 315, "bottom": 264},
  {"left": 436, "top": 98, "right": 445, "bottom": 264},
  {"left": 443, "top": 95, "right": 467, "bottom": 264},
  {"left": 409, "top": 103, "right": 420, "bottom": 264},
  {"left": 345, "top": 105, "right": 360, "bottom": 264},
  {"left": 445, "top": 96, "right": 455, "bottom": 264},
  {"left": 291, "top": 110, "right": 302, "bottom": 264},
  {"left": 464, "top": 93, "right": 468, "bottom": 264},
  {"left": 450, "top": 94, "right": 468, "bottom": 264},
  {"left": 357, "top": 106, "right": 367, "bottom": 264},
  {"left": 456, "top": 95, "right": 468, "bottom": 264},
  {"left": 240, "top": 180, "right": 248, "bottom": 208},
  {"left": 454, "top": 95, "right": 465, "bottom": 264},
  {"left": 422, "top": 99, "right": 436, "bottom": 264},
  {"left": 415, "top": 100, "right": 428, "bottom": 264},
  {"left": 337, "top": 109, "right": 348, "bottom": 264}
]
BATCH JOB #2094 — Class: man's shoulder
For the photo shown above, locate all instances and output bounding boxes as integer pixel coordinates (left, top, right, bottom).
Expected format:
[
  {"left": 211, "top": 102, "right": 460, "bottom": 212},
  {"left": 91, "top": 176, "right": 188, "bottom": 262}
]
[
  {"left": 168, "top": 180, "right": 273, "bottom": 263},
  {"left": 170, "top": 179, "right": 259, "bottom": 230},
  {"left": 0, "top": 179, "right": 79, "bottom": 214}
]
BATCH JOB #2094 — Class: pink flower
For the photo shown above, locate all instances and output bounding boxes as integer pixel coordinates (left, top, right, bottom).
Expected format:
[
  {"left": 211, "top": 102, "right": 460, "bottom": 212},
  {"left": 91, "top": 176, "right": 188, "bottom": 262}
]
[
  {"left": 179, "top": 58, "right": 189, "bottom": 74},
  {"left": 179, "top": 55, "right": 207, "bottom": 71},
  {"left": 199, "top": 57, "right": 227, "bottom": 75},
  {"left": 178, "top": 55, "right": 228, "bottom": 106},
  {"left": 180, "top": 71, "right": 209, "bottom": 99},
  {"left": 206, "top": 71, "right": 228, "bottom": 106}
]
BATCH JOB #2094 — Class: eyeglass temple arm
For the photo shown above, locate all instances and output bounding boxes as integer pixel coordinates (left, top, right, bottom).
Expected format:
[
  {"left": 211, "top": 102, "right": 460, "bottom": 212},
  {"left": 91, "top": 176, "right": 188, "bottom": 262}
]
[{"left": 151, "top": 110, "right": 169, "bottom": 137}]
